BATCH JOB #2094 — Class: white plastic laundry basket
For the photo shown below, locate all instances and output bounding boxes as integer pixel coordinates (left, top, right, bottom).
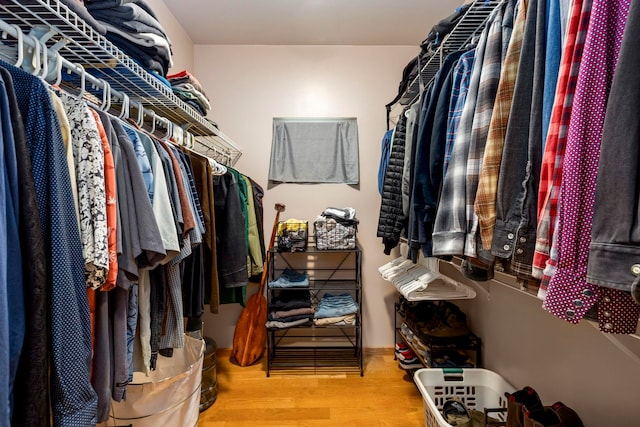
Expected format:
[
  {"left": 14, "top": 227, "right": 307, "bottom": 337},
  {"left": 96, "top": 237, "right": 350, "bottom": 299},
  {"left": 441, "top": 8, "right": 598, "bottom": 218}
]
[
  {"left": 414, "top": 368, "right": 516, "bottom": 427},
  {"left": 108, "top": 335, "right": 205, "bottom": 427}
]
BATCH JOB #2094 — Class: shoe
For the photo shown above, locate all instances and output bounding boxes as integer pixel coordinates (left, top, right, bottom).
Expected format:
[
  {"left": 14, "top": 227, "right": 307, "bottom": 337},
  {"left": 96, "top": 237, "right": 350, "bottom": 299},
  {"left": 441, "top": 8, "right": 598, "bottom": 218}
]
[
  {"left": 506, "top": 386, "right": 545, "bottom": 415},
  {"left": 442, "top": 399, "right": 471, "bottom": 426},
  {"left": 525, "top": 407, "right": 562, "bottom": 427},
  {"left": 413, "top": 339, "right": 427, "bottom": 357},
  {"left": 550, "top": 402, "right": 584, "bottom": 427},
  {"left": 396, "top": 348, "right": 416, "bottom": 361},
  {"left": 401, "top": 323, "right": 415, "bottom": 343},
  {"left": 395, "top": 342, "right": 409, "bottom": 352},
  {"left": 506, "top": 397, "right": 525, "bottom": 427},
  {"left": 398, "top": 357, "right": 422, "bottom": 370},
  {"left": 419, "top": 301, "right": 470, "bottom": 339}
]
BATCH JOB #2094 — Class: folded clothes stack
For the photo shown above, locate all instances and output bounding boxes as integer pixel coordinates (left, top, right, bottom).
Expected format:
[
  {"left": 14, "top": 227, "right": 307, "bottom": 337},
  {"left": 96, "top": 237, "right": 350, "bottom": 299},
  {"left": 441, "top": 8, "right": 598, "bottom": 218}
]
[
  {"left": 313, "top": 293, "right": 358, "bottom": 326},
  {"left": 268, "top": 268, "right": 309, "bottom": 288},
  {"left": 86, "top": 0, "right": 173, "bottom": 77},
  {"left": 266, "top": 289, "right": 313, "bottom": 329},
  {"left": 60, "top": 0, "right": 107, "bottom": 34},
  {"left": 167, "top": 70, "right": 212, "bottom": 116}
]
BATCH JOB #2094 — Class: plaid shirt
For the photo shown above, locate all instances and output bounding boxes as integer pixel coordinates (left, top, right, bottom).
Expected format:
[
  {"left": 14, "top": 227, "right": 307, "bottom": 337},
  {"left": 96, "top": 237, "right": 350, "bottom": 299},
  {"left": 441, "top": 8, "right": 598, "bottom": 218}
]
[
  {"left": 444, "top": 49, "right": 476, "bottom": 178},
  {"left": 544, "top": 0, "right": 634, "bottom": 333},
  {"left": 534, "top": 0, "right": 589, "bottom": 284},
  {"left": 475, "top": 0, "right": 528, "bottom": 251},
  {"left": 464, "top": 0, "right": 513, "bottom": 259},
  {"left": 432, "top": 12, "right": 491, "bottom": 256}
]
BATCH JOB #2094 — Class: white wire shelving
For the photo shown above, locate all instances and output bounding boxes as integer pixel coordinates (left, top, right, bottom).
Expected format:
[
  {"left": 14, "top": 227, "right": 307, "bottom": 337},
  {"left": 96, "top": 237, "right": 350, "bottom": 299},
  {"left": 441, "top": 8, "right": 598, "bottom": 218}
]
[{"left": 0, "top": 0, "right": 242, "bottom": 165}]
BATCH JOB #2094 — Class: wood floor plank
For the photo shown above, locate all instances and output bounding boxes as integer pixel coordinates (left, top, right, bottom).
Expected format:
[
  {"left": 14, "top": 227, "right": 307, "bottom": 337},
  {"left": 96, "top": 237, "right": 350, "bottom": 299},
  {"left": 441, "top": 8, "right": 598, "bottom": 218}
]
[{"left": 197, "top": 349, "right": 426, "bottom": 426}]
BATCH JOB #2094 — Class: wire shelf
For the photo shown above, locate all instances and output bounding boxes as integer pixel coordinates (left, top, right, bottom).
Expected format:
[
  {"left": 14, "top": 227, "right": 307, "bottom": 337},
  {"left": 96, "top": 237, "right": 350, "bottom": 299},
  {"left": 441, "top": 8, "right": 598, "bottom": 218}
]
[
  {"left": 398, "top": 0, "right": 504, "bottom": 106},
  {"left": 0, "top": 0, "right": 242, "bottom": 165}
]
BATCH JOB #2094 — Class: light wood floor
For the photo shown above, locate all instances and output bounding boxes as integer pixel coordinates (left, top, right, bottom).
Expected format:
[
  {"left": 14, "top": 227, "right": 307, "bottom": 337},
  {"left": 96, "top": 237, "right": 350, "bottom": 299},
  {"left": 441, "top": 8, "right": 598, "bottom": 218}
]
[{"left": 197, "top": 349, "right": 426, "bottom": 427}]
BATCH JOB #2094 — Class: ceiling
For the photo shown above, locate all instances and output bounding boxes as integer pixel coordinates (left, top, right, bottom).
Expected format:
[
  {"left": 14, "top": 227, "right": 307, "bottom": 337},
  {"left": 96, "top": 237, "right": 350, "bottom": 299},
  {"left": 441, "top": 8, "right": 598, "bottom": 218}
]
[{"left": 162, "top": 0, "right": 468, "bottom": 46}]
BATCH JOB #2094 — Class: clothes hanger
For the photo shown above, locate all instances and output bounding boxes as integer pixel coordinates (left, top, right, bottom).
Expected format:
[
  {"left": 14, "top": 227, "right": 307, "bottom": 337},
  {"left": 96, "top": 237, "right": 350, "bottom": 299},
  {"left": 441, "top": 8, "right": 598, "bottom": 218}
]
[
  {"left": 118, "top": 92, "right": 130, "bottom": 120},
  {"left": 209, "top": 157, "right": 227, "bottom": 176},
  {"left": 162, "top": 117, "right": 173, "bottom": 141},
  {"left": 173, "top": 124, "right": 184, "bottom": 146},
  {"left": 378, "top": 256, "right": 407, "bottom": 275},
  {"left": 149, "top": 109, "right": 157, "bottom": 134},
  {"left": 75, "top": 63, "right": 86, "bottom": 98},
  {"left": 185, "top": 131, "right": 194, "bottom": 149},
  {"left": 392, "top": 265, "right": 431, "bottom": 288},
  {"left": 26, "top": 34, "right": 40, "bottom": 76},
  {"left": 100, "top": 80, "right": 111, "bottom": 112},
  {"left": 11, "top": 24, "right": 23, "bottom": 67},
  {"left": 132, "top": 100, "right": 144, "bottom": 127},
  {"left": 51, "top": 50, "right": 63, "bottom": 85},
  {"left": 37, "top": 39, "right": 48, "bottom": 79},
  {"left": 382, "top": 259, "right": 417, "bottom": 281}
]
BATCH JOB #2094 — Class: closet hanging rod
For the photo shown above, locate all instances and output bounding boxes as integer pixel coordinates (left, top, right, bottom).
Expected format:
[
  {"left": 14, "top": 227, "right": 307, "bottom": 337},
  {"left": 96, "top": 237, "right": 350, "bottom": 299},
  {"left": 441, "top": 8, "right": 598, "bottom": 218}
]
[{"left": 0, "top": 18, "right": 217, "bottom": 154}]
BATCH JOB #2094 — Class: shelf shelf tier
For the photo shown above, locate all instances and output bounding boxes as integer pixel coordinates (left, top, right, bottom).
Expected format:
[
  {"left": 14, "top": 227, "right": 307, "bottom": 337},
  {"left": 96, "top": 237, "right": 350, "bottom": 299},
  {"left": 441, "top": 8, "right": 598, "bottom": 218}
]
[{"left": 0, "top": 0, "right": 242, "bottom": 165}]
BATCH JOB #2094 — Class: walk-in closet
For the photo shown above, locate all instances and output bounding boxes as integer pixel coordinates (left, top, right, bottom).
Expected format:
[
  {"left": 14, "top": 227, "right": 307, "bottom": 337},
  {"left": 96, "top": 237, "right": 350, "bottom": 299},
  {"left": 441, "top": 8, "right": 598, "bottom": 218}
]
[{"left": 0, "top": 0, "right": 638, "bottom": 426}]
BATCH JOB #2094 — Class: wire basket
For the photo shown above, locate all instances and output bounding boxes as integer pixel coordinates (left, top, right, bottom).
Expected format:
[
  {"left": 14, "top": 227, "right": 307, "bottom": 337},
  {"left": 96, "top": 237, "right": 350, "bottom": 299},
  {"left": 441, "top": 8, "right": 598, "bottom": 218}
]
[
  {"left": 414, "top": 368, "right": 515, "bottom": 427},
  {"left": 276, "top": 220, "right": 308, "bottom": 252},
  {"left": 313, "top": 217, "right": 357, "bottom": 250}
]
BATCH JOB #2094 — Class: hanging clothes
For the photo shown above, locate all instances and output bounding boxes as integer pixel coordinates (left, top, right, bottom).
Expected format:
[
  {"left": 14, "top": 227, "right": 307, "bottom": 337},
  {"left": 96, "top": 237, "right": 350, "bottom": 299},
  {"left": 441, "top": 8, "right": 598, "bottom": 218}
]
[
  {"left": 214, "top": 169, "right": 248, "bottom": 304},
  {"left": 376, "top": 107, "right": 408, "bottom": 255},
  {"left": 534, "top": 0, "right": 591, "bottom": 289},
  {"left": 464, "top": 0, "right": 515, "bottom": 263},
  {"left": 543, "top": 0, "right": 637, "bottom": 334},
  {"left": 587, "top": 0, "right": 640, "bottom": 307},
  {"left": 377, "top": 128, "right": 394, "bottom": 196},
  {"left": 3, "top": 58, "right": 99, "bottom": 426},
  {"left": 475, "top": 0, "right": 529, "bottom": 252},
  {"left": 409, "top": 49, "right": 467, "bottom": 260},
  {"left": 490, "top": 0, "right": 546, "bottom": 280},
  {"left": 188, "top": 152, "right": 220, "bottom": 313},
  {"left": 2, "top": 65, "right": 48, "bottom": 427},
  {"left": 0, "top": 64, "right": 25, "bottom": 427},
  {"left": 58, "top": 90, "right": 110, "bottom": 290},
  {"left": 431, "top": 8, "right": 490, "bottom": 257}
]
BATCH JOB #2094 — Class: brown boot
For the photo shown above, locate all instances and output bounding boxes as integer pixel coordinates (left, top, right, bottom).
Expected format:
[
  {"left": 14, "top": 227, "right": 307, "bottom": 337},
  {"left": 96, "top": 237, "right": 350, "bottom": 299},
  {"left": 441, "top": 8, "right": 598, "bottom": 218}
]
[
  {"left": 506, "top": 398, "right": 525, "bottom": 427},
  {"left": 550, "top": 402, "right": 584, "bottom": 427},
  {"left": 528, "top": 407, "right": 565, "bottom": 427}
]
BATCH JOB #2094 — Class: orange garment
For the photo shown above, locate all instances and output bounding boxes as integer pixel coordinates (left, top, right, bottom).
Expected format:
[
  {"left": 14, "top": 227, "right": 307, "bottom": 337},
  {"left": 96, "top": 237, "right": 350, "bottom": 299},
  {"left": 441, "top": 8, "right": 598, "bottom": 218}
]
[{"left": 90, "top": 108, "right": 118, "bottom": 291}]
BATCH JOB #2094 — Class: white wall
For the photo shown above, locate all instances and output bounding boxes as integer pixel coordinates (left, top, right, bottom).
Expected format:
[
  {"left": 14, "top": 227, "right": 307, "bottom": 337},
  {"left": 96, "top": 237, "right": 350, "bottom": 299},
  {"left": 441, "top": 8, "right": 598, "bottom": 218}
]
[
  {"left": 194, "top": 44, "right": 416, "bottom": 349},
  {"left": 146, "top": 0, "right": 194, "bottom": 72}
]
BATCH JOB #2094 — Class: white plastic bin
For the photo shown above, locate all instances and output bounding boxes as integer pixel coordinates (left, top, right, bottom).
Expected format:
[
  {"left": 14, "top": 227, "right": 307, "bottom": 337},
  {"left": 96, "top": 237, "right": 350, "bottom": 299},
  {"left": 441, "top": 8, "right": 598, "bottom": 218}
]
[
  {"left": 108, "top": 335, "right": 205, "bottom": 427},
  {"left": 414, "top": 368, "right": 516, "bottom": 427}
]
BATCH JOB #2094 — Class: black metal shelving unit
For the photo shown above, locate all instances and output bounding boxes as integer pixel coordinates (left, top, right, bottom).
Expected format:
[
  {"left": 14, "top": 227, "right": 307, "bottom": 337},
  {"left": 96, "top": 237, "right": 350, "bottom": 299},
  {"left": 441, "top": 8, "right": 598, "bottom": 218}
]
[
  {"left": 393, "top": 300, "right": 482, "bottom": 370},
  {"left": 266, "top": 241, "right": 363, "bottom": 376}
]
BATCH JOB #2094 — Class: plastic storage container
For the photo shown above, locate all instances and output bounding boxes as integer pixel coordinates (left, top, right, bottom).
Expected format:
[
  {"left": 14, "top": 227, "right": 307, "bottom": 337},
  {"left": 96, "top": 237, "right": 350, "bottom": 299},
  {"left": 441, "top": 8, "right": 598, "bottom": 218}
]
[
  {"left": 414, "top": 368, "right": 516, "bottom": 427},
  {"left": 200, "top": 336, "right": 218, "bottom": 412}
]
